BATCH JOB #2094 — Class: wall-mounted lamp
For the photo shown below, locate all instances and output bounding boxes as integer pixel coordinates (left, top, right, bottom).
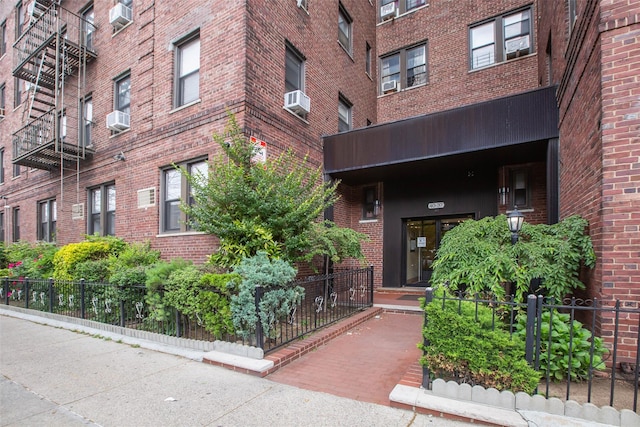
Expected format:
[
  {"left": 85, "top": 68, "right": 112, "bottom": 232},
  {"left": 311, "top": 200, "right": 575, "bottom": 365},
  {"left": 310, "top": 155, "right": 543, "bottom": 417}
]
[
  {"left": 113, "top": 151, "right": 126, "bottom": 161},
  {"left": 507, "top": 206, "right": 524, "bottom": 245}
]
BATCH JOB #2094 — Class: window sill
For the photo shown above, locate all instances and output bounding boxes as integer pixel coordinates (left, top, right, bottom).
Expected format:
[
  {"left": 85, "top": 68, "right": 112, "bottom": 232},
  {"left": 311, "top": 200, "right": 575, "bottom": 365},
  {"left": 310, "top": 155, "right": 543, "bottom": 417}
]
[
  {"left": 377, "top": 4, "right": 429, "bottom": 26},
  {"left": 469, "top": 51, "right": 537, "bottom": 73},
  {"left": 377, "top": 82, "right": 427, "bottom": 98},
  {"left": 156, "top": 230, "right": 207, "bottom": 238},
  {"left": 109, "top": 128, "right": 131, "bottom": 138},
  {"left": 282, "top": 106, "right": 309, "bottom": 124},
  {"left": 359, "top": 219, "right": 378, "bottom": 224},
  {"left": 338, "top": 41, "right": 354, "bottom": 62},
  {"left": 170, "top": 99, "right": 201, "bottom": 114},
  {"left": 111, "top": 21, "right": 134, "bottom": 37}
]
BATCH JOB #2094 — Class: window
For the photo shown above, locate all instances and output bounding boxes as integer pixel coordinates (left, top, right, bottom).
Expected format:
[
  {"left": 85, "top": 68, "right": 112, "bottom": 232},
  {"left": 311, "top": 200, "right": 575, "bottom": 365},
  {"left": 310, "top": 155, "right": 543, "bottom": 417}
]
[
  {"left": 362, "top": 186, "right": 379, "bottom": 219},
  {"left": 162, "top": 159, "right": 207, "bottom": 233},
  {"left": 0, "top": 148, "right": 4, "bottom": 184},
  {"left": 510, "top": 169, "right": 530, "bottom": 209},
  {"left": 0, "top": 212, "right": 4, "bottom": 243},
  {"left": 82, "top": 6, "right": 95, "bottom": 51},
  {"left": 380, "top": 0, "right": 425, "bottom": 20},
  {"left": 89, "top": 183, "right": 115, "bottom": 236},
  {"left": 380, "top": 42, "right": 427, "bottom": 93},
  {"left": 365, "top": 42, "right": 372, "bottom": 76},
  {"left": 297, "top": 0, "right": 308, "bottom": 11},
  {"left": 38, "top": 199, "right": 56, "bottom": 242},
  {"left": 338, "top": 95, "right": 352, "bottom": 132},
  {"left": 81, "top": 96, "right": 92, "bottom": 147},
  {"left": 58, "top": 111, "right": 67, "bottom": 142},
  {"left": 115, "top": 73, "right": 131, "bottom": 115},
  {"left": 1, "top": 20, "right": 6, "bottom": 57},
  {"left": 14, "top": 77, "right": 22, "bottom": 108},
  {"left": 120, "top": 0, "right": 133, "bottom": 8},
  {"left": 175, "top": 33, "right": 200, "bottom": 107},
  {"left": 12, "top": 207, "right": 19, "bottom": 242},
  {"left": 568, "top": 0, "right": 577, "bottom": 30},
  {"left": 470, "top": 7, "right": 532, "bottom": 70},
  {"left": 13, "top": 163, "right": 20, "bottom": 178},
  {"left": 15, "top": 2, "right": 24, "bottom": 39},
  {"left": 0, "top": 82, "right": 5, "bottom": 117},
  {"left": 285, "top": 43, "right": 305, "bottom": 93},
  {"left": 338, "top": 3, "right": 352, "bottom": 54}
]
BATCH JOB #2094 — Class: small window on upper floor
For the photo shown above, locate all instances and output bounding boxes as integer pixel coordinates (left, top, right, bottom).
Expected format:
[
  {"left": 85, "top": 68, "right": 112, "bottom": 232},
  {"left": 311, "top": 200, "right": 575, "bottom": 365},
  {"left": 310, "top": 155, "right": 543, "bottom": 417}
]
[
  {"left": 81, "top": 96, "right": 92, "bottom": 147},
  {"left": 380, "top": 42, "right": 428, "bottom": 94},
  {"left": 174, "top": 33, "right": 200, "bottom": 108},
  {"left": 0, "top": 148, "right": 5, "bottom": 184},
  {"left": 107, "top": 73, "right": 131, "bottom": 133},
  {"left": 380, "top": 0, "right": 425, "bottom": 22},
  {"left": 109, "top": 0, "right": 133, "bottom": 31},
  {"left": 0, "top": 82, "right": 5, "bottom": 119},
  {"left": 470, "top": 7, "right": 532, "bottom": 70},
  {"left": 284, "top": 42, "right": 309, "bottom": 118},
  {"left": 82, "top": 5, "right": 95, "bottom": 51},
  {"left": 15, "top": 2, "right": 25, "bottom": 39},
  {"left": 338, "top": 94, "right": 352, "bottom": 132},
  {"left": 365, "top": 42, "right": 372, "bottom": 76},
  {"left": 1, "top": 20, "right": 7, "bottom": 57},
  {"left": 338, "top": 3, "right": 353, "bottom": 54}
]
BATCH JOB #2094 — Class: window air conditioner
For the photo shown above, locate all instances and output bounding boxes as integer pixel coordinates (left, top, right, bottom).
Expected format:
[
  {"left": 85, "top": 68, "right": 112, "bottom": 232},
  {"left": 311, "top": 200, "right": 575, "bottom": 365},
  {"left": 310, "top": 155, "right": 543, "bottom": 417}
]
[
  {"left": 284, "top": 90, "right": 311, "bottom": 115},
  {"left": 382, "top": 80, "right": 398, "bottom": 93},
  {"left": 109, "top": 3, "right": 133, "bottom": 29},
  {"left": 0, "top": 108, "right": 5, "bottom": 118},
  {"left": 380, "top": 3, "right": 396, "bottom": 20},
  {"left": 106, "top": 111, "right": 130, "bottom": 131},
  {"left": 505, "top": 35, "right": 530, "bottom": 59}
]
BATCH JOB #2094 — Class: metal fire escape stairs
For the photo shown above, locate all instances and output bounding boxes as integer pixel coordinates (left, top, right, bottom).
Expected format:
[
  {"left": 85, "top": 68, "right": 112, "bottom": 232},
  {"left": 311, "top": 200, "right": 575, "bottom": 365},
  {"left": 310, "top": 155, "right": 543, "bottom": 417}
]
[{"left": 11, "top": 0, "right": 96, "bottom": 171}]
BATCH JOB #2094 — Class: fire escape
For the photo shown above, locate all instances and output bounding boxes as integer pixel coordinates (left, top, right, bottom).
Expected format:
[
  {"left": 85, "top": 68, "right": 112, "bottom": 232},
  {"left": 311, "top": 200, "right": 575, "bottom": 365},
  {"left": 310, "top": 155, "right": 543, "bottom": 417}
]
[{"left": 11, "top": 0, "right": 96, "bottom": 171}]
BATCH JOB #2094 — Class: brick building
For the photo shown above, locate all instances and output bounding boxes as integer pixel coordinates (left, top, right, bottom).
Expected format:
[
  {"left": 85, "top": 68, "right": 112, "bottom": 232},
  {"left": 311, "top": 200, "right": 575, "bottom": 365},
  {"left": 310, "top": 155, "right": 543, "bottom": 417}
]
[{"left": 0, "top": 0, "right": 638, "bottom": 306}]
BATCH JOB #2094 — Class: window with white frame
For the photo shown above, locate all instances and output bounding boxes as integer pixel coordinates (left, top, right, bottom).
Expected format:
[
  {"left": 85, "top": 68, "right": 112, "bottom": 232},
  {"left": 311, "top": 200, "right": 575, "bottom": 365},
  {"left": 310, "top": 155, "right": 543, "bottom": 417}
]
[
  {"left": 380, "top": 42, "right": 428, "bottom": 93},
  {"left": 379, "top": 0, "right": 425, "bottom": 21},
  {"left": 175, "top": 33, "right": 200, "bottom": 107},
  {"left": 115, "top": 73, "right": 131, "bottom": 115},
  {"left": 89, "top": 183, "right": 115, "bottom": 236},
  {"left": 82, "top": 5, "right": 95, "bottom": 51},
  {"left": 58, "top": 111, "right": 67, "bottom": 142},
  {"left": 38, "top": 199, "right": 56, "bottom": 242},
  {"left": 162, "top": 159, "right": 207, "bottom": 233},
  {"left": 338, "top": 3, "right": 352, "bottom": 54},
  {"left": 470, "top": 7, "right": 532, "bottom": 70},
  {"left": 338, "top": 94, "right": 352, "bottom": 132},
  {"left": 81, "top": 96, "right": 92, "bottom": 147},
  {"left": 285, "top": 43, "right": 305, "bottom": 93}
]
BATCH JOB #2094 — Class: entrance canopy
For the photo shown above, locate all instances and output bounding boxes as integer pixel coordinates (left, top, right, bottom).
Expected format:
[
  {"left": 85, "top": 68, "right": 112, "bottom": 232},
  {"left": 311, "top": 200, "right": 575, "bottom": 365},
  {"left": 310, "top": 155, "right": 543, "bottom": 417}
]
[{"left": 323, "top": 86, "right": 559, "bottom": 185}]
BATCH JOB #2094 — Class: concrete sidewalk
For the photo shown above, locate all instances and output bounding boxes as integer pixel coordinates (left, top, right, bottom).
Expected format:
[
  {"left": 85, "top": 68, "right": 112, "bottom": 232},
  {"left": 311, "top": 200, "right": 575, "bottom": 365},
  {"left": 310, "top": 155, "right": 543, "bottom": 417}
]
[{"left": 0, "top": 314, "right": 471, "bottom": 427}]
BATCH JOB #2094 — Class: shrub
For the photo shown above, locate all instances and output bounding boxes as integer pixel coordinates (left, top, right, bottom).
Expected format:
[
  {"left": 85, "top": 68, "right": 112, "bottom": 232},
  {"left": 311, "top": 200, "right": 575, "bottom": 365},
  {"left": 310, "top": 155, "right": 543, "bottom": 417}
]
[
  {"left": 4, "top": 241, "right": 58, "bottom": 279},
  {"left": 144, "top": 259, "right": 192, "bottom": 322},
  {"left": 53, "top": 238, "right": 125, "bottom": 281},
  {"left": 230, "top": 252, "right": 301, "bottom": 339},
  {"left": 421, "top": 294, "right": 540, "bottom": 394},
  {"left": 513, "top": 310, "right": 607, "bottom": 382},
  {"left": 72, "top": 258, "right": 112, "bottom": 283}
]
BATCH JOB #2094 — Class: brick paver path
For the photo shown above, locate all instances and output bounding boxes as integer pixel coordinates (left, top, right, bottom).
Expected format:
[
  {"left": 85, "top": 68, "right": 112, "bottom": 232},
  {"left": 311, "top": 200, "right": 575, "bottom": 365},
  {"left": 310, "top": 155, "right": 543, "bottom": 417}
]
[{"left": 267, "top": 311, "right": 424, "bottom": 406}]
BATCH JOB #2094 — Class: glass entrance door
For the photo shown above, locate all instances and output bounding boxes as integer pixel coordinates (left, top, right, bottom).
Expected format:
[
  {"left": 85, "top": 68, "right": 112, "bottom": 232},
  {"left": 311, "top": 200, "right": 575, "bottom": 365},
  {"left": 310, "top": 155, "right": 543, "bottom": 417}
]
[{"left": 404, "top": 215, "right": 474, "bottom": 286}]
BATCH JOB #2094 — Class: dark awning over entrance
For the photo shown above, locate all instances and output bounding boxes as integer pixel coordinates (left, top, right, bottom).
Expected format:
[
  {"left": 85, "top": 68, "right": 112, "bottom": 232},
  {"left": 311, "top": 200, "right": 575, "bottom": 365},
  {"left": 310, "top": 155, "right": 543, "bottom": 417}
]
[{"left": 323, "top": 86, "right": 559, "bottom": 184}]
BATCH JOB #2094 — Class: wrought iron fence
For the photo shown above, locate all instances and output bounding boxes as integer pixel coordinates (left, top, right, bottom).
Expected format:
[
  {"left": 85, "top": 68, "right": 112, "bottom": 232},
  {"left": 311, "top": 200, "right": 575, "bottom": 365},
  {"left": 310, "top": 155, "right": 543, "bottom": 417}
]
[
  {"left": 422, "top": 288, "right": 640, "bottom": 412},
  {"left": 1, "top": 266, "right": 373, "bottom": 354}
]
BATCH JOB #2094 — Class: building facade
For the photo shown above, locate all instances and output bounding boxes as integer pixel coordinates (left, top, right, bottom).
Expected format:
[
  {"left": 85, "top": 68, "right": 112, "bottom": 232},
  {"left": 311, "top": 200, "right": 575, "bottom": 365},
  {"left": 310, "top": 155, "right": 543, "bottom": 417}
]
[{"left": 0, "top": 0, "right": 638, "bottom": 316}]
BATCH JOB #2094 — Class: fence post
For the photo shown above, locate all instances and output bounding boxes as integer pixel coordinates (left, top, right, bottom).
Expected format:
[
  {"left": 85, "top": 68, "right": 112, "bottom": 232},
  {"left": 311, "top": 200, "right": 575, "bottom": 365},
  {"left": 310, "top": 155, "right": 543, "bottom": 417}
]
[
  {"left": 3, "top": 277, "right": 8, "bottom": 305},
  {"left": 369, "top": 265, "right": 374, "bottom": 305},
  {"left": 422, "top": 287, "right": 433, "bottom": 389},
  {"left": 48, "top": 278, "right": 54, "bottom": 313},
  {"left": 119, "top": 286, "right": 125, "bottom": 327},
  {"left": 255, "top": 285, "right": 264, "bottom": 350},
  {"left": 25, "top": 277, "right": 30, "bottom": 309},
  {"left": 175, "top": 309, "right": 181, "bottom": 338},
  {"left": 80, "top": 279, "right": 86, "bottom": 319},
  {"left": 525, "top": 294, "right": 537, "bottom": 365}
]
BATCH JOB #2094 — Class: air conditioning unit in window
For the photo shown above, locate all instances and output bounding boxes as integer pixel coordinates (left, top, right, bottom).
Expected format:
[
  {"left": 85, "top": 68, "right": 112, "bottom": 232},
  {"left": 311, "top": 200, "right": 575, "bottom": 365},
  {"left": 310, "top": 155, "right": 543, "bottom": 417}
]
[
  {"left": 109, "top": 3, "right": 132, "bottom": 30},
  {"left": 106, "top": 111, "right": 130, "bottom": 131},
  {"left": 0, "top": 108, "right": 5, "bottom": 118},
  {"left": 382, "top": 80, "right": 398, "bottom": 93},
  {"left": 380, "top": 2, "right": 396, "bottom": 20},
  {"left": 505, "top": 35, "right": 530, "bottom": 59},
  {"left": 284, "top": 90, "right": 311, "bottom": 115}
]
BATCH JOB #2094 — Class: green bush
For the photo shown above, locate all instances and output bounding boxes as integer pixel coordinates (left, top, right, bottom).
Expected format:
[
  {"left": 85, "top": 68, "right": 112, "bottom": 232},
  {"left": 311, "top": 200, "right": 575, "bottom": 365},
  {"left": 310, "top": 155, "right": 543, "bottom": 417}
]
[
  {"left": 5, "top": 241, "right": 58, "bottom": 279},
  {"left": 53, "top": 237, "right": 125, "bottom": 281},
  {"left": 230, "top": 252, "right": 301, "bottom": 339},
  {"left": 513, "top": 310, "right": 607, "bottom": 382},
  {"left": 144, "top": 259, "right": 192, "bottom": 322},
  {"left": 421, "top": 294, "right": 540, "bottom": 393},
  {"left": 72, "top": 258, "right": 112, "bottom": 283}
]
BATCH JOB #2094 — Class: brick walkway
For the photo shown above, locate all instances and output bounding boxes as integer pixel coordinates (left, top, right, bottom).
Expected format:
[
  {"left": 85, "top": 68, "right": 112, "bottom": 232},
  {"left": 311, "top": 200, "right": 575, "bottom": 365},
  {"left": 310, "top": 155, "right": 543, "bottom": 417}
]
[{"left": 267, "top": 289, "right": 425, "bottom": 406}]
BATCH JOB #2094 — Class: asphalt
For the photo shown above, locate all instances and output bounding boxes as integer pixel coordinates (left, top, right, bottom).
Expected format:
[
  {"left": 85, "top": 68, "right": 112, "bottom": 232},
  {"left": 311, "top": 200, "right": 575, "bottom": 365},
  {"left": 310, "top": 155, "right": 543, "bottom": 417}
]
[{"left": 0, "top": 313, "right": 471, "bottom": 427}]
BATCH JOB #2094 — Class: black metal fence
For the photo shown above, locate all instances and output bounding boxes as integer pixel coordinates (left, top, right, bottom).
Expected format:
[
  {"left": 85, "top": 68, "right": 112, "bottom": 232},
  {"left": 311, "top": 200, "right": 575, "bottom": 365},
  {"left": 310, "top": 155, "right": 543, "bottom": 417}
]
[
  {"left": 1, "top": 267, "right": 373, "bottom": 353},
  {"left": 422, "top": 288, "right": 640, "bottom": 412}
]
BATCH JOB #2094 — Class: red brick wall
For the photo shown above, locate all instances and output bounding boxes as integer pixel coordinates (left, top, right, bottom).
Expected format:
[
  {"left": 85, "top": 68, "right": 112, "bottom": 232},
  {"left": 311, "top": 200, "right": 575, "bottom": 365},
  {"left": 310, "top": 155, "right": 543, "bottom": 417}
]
[{"left": 376, "top": 0, "right": 539, "bottom": 123}]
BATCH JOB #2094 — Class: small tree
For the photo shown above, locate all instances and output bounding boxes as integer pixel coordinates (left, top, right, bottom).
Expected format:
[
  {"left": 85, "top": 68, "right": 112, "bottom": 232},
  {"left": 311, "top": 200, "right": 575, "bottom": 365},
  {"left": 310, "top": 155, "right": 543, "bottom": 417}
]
[
  {"left": 431, "top": 215, "right": 595, "bottom": 302},
  {"left": 180, "top": 113, "right": 366, "bottom": 267}
]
